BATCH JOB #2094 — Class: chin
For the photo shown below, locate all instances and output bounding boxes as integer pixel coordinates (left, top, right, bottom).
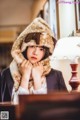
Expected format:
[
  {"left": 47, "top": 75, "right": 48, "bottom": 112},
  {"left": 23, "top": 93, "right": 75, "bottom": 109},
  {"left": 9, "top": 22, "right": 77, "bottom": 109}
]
[{"left": 30, "top": 61, "right": 37, "bottom": 64}]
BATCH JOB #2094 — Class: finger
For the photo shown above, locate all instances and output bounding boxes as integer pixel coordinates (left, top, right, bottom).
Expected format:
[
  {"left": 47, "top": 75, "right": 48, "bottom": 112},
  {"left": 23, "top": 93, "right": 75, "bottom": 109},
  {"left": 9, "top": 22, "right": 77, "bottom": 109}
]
[
  {"left": 35, "top": 63, "right": 38, "bottom": 66},
  {"left": 30, "top": 63, "right": 33, "bottom": 69},
  {"left": 39, "top": 63, "right": 43, "bottom": 66},
  {"left": 25, "top": 60, "right": 31, "bottom": 68},
  {"left": 39, "top": 63, "right": 43, "bottom": 70},
  {"left": 33, "top": 63, "right": 36, "bottom": 67},
  {"left": 37, "top": 62, "right": 39, "bottom": 65},
  {"left": 38, "top": 62, "right": 42, "bottom": 66},
  {"left": 21, "top": 60, "right": 28, "bottom": 67},
  {"left": 28, "top": 62, "right": 33, "bottom": 68}
]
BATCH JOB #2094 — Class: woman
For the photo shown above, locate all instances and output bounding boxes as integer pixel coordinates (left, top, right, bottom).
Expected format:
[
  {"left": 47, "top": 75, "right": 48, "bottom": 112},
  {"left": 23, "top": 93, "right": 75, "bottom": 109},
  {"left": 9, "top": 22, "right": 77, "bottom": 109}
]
[{"left": 0, "top": 17, "right": 67, "bottom": 103}]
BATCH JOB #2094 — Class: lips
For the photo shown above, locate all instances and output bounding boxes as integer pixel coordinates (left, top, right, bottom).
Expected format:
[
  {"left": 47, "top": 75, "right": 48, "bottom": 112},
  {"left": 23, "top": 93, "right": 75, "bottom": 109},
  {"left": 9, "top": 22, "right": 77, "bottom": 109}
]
[{"left": 31, "top": 56, "right": 37, "bottom": 60}]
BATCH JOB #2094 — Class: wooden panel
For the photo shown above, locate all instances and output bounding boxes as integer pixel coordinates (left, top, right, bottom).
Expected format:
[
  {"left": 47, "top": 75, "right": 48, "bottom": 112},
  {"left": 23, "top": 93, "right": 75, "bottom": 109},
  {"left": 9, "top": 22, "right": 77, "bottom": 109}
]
[
  {"left": 17, "top": 92, "right": 80, "bottom": 120},
  {"left": 0, "top": 30, "right": 16, "bottom": 43}
]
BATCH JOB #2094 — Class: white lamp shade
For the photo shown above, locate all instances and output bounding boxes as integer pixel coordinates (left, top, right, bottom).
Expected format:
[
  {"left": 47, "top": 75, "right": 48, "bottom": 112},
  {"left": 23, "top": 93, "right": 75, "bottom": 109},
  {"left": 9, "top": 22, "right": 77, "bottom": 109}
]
[{"left": 52, "top": 37, "right": 80, "bottom": 63}]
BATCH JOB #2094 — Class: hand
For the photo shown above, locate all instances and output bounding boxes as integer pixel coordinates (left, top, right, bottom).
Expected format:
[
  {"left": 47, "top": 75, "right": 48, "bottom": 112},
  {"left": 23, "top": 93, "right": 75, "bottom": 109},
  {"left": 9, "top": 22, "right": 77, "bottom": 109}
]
[
  {"left": 32, "top": 62, "right": 43, "bottom": 90},
  {"left": 19, "top": 60, "right": 32, "bottom": 90}
]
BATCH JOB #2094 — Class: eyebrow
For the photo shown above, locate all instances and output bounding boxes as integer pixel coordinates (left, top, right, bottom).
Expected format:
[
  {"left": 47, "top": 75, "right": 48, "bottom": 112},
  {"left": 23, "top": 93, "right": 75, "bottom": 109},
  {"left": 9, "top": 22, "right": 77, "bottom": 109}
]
[{"left": 30, "top": 45, "right": 44, "bottom": 48}]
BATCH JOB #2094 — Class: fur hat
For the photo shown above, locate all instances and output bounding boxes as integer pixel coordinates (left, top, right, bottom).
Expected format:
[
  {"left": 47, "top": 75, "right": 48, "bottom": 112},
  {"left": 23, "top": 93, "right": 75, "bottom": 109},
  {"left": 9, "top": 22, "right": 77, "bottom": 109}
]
[{"left": 11, "top": 17, "right": 56, "bottom": 64}]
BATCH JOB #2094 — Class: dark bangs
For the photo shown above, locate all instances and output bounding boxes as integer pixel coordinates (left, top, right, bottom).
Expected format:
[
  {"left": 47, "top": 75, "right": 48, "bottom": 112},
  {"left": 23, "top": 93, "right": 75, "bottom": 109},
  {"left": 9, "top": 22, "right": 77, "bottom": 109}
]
[{"left": 24, "top": 32, "right": 41, "bottom": 44}]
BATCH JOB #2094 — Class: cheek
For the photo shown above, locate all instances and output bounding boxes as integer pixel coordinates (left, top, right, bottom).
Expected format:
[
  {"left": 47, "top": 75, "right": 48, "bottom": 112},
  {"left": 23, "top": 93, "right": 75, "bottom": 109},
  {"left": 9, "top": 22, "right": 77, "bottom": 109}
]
[
  {"left": 39, "top": 51, "right": 45, "bottom": 60},
  {"left": 26, "top": 48, "right": 31, "bottom": 58}
]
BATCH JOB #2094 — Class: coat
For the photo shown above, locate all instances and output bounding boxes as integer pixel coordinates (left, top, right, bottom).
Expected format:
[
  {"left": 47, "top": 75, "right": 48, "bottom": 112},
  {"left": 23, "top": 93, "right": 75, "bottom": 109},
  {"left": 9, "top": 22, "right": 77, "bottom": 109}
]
[{"left": 0, "top": 67, "right": 67, "bottom": 102}]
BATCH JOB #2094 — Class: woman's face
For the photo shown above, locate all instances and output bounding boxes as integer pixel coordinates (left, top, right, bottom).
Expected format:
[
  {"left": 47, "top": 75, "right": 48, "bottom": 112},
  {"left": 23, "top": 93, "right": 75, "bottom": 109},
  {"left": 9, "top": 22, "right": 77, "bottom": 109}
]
[{"left": 27, "top": 46, "right": 45, "bottom": 64}]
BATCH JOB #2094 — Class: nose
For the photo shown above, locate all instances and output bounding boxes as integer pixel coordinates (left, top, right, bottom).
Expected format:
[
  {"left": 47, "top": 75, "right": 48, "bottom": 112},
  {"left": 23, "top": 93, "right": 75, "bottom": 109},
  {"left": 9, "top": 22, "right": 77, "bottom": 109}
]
[{"left": 33, "top": 47, "right": 38, "bottom": 55}]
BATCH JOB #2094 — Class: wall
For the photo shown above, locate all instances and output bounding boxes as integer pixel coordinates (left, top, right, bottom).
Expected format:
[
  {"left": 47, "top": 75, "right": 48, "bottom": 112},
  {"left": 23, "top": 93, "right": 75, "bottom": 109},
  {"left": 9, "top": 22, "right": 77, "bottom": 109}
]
[
  {"left": 0, "top": 0, "right": 47, "bottom": 25},
  {"left": 58, "top": 0, "right": 76, "bottom": 38},
  {"left": 0, "top": 0, "right": 33, "bottom": 26},
  {"left": 31, "top": 0, "right": 47, "bottom": 20}
]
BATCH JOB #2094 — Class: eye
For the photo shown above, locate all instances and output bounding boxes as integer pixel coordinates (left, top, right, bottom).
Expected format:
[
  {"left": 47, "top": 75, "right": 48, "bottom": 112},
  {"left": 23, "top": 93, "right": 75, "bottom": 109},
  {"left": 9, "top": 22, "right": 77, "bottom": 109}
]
[
  {"left": 40, "top": 47, "right": 45, "bottom": 51},
  {"left": 29, "top": 46, "right": 35, "bottom": 48}
]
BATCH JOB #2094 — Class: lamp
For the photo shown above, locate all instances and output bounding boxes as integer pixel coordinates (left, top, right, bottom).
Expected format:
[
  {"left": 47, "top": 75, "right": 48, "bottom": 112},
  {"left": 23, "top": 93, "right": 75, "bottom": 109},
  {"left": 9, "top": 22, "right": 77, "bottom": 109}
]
[{"left": 51, "top": 36, "right": 80, "bottom": 91}]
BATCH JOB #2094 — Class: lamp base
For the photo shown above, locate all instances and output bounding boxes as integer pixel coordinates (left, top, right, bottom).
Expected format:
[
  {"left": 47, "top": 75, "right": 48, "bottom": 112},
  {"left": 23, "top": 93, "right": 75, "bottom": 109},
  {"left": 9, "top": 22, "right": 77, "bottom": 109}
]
[{"left": 69, "top": 64, "right": 80, "bottom": 91}]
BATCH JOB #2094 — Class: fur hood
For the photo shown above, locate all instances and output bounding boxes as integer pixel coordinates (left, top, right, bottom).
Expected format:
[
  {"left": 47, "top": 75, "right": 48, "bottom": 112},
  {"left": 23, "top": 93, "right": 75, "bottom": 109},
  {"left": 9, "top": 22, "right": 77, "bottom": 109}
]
[{"left": 10, "top": 17, "right": 56, "bottom": 90}]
